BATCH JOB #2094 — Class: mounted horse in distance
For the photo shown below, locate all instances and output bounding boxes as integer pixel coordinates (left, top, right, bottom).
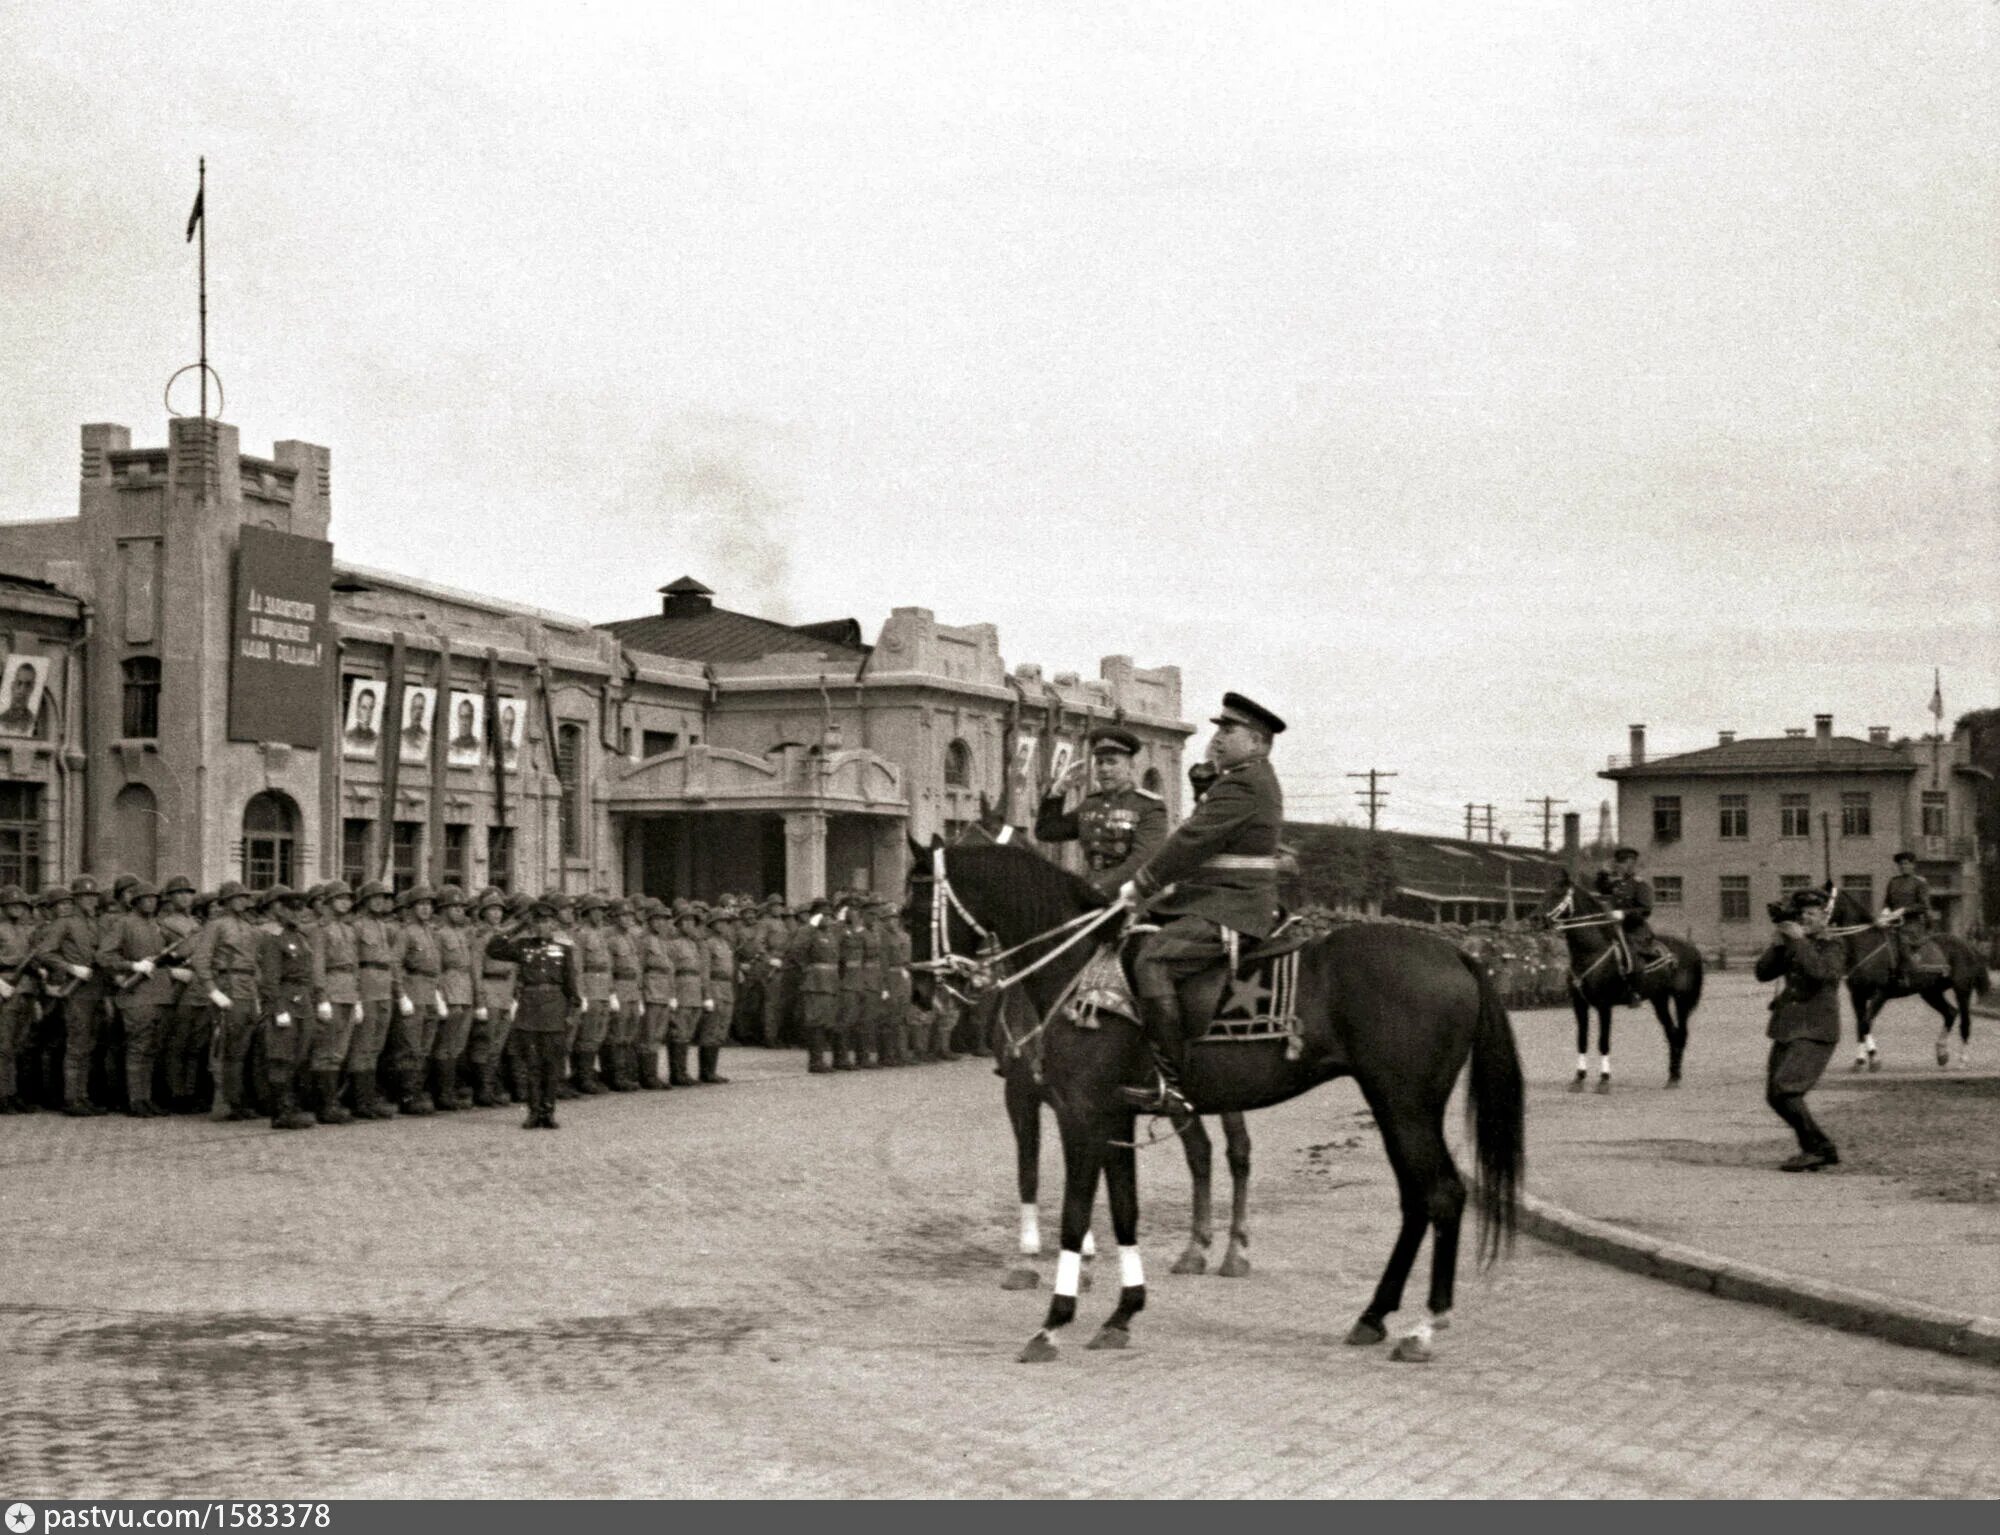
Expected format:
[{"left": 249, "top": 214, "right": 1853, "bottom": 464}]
[
  {"left": 1539, "top": 848, "right": 1704, "bottom": 1091},
  {"left": 1823, "top": 883, "right": 1990, "bottom": 1070}
]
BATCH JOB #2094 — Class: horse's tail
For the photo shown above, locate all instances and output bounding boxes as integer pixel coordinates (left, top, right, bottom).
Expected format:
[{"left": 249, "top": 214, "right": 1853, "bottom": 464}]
[
  {"left": 1677, "top": 937, "right": 1705, "bottom": 1014},
  {"left": 1459, "top": 951, "right": 1524, "bottom": 1266},
  {"left": 1968, "top": 949, "right": 1991, "bottom": 999}
]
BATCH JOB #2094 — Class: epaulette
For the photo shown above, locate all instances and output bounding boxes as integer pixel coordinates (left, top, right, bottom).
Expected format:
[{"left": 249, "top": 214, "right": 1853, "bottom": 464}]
[{"left": 1132, "top": 787, "right": 1163, "bottom": 802}]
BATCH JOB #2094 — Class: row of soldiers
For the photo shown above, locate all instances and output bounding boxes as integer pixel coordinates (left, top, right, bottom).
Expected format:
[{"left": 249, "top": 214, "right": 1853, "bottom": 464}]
[{"left": 0, "top": 875, "right": 969, "bottom": 1128}]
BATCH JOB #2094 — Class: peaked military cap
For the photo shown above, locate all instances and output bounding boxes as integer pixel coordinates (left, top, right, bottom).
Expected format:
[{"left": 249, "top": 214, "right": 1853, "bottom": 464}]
[
  {"left": 1612, "top": 846, "right": 1640, "bottom": 861},
  {"left": 1893, "top": 850, "right": 1917, "bottom": 863},
  {"left": 574, "top": 893, "right": 604, "bottom": 915},
  {"left": 1788, "top": 887, "right": 1830, "bottom": 913},
  {"left": 1211, "top": 692, "right": 1286, "bottom": 737},
  {"left": 1088, "top": 726, "right": 1142, "bottom": 757},
  {"left": 160, "top": 874, "right": 197, "bottom": 897}
]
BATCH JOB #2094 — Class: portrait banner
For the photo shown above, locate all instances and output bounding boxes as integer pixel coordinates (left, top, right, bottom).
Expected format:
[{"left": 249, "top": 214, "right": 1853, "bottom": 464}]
[
  {"left": 397, "top": 686, "right": 437, "bottom": 766},
  {"left": 1047, "top": 739, "right": 1075, "bottom": 787},
  {"left": 494, "top": 696, "right": 525, "bottom": 771},
  {"left": 446, "top": 690, "right": 485, "bottom": 769},
  {"left": 227, "top": 524, "right": 333, "bottom": 747},
  {"left": 0, "top": 654, "right": 50, "bottom": 738},
  {"left": 342, "top": 677, "right": 385, "bottom": 760}
]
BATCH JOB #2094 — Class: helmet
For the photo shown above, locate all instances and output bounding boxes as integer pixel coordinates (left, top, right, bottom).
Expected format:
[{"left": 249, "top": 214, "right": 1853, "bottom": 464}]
[
  {"left": 215, "top": 880, "right": 250, "bottom": 904},
  {"left": 0, "top": 884, "right": 29, "bottom": 909},
  {"left": 69, "top": 875, "right": 100, "bottom": 897},
  {"left": 38, "top": 885, "right": 72, "bottom": 911},
  {"left": 355, "top": 880, "right": 393, "bottom": 903},
  {"left": 320, "top": 879, "right": 354, "bottom": 902},
  {"left": 398, "top": 884, "right": 436, "bottom": 910},
  {"left": 434, "top": 885, "right": 466, "bottom": 909},
  {"left": 262, "top": 883, "right": 300, "bottom": 907},
  {"left": 112, "top": 873, "right": 140, "bottom": 897},
  {"left": 160, "top": 874, "right": 197, "bottom": 897},
  {"left": 575, "top": 894, "right": 604, "bottom": 915},
  {"left": 125, "top": 880, "right": 159, "bottom": 903},
  {"left": 474, "top": 887, "right": 508, "bottom": 914}
]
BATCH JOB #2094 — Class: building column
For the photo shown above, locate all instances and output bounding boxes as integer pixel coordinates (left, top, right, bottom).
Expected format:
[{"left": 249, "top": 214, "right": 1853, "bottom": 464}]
[
  {"left": 870, "top": 818, "right": 908, "bottom": 898},
  {"left": 783, "top": 810, "right": 828, "bottom": 906}
]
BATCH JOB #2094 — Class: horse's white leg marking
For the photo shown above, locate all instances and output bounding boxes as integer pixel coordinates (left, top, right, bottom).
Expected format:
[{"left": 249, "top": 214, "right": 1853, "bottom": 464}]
[
  {"left": 1118, "top": 1245, "right": 1144, "bottom": 1290},
  {"left": 1018, "top": 1203, "right": 1041, "bottom": 1256},
  {"left": 1055, "top": 1249, "right": 1082, "bottom": 1299}
]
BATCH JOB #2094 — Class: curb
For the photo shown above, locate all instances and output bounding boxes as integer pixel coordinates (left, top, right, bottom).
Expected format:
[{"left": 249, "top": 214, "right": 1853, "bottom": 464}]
[{"left": 1517, "top": 1191, "right": 2000, "bottom": 1366}]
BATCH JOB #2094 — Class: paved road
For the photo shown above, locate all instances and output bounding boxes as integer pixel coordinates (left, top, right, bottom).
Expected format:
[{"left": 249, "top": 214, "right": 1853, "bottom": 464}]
[{"left": 3, "top": 1028, "right": 1998, "bottom": 1498}]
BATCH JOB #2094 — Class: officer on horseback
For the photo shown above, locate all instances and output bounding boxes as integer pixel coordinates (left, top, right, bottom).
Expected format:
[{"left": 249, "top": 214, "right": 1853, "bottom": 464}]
[
  {"left": 1881, "top": 851, "right": 1945, "bottom": 985},
  {"left": 1115, "top": 693, "right": 1286, "bottom": 1116},
  {"left": 1034, "top": 726, "right": 1167, "bottom": 896},
  {"left": 1597, "top": 846, "right": 1664, "bottom": 1003}
]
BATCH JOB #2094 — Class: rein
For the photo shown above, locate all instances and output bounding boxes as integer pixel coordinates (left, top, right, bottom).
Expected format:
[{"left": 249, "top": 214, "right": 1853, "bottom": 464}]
[{"left": 911, "top": 845, "right": 1129, "bottom": 997}]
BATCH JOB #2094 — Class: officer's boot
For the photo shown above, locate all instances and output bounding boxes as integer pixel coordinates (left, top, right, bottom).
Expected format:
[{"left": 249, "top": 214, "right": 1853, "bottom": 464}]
[
  {"left": 610, "top": 1040, "right": 639, "bottom": 1092},
  {"left": 636, "top": 1038, "right": 666, "bottom": 1090},
  {"left": 425, "top": 1059, "right": 457, "bottom": 1111},
  {"left": 271, "top": 1071, "right": 316, "bottom": 1131},
  {"left": 697, "top": 1045, "right": 729, "bottom": 1085},
  {"left": 315, "top": 1070, "right": 354, "bottom": 1125},
  {"left": 806, "top": 1028, "right": 830, "bottom": 1073},
  {"left": 571, "top": 1045, "right": 606, "bottom": 1095},
  {"left": 1118, "top": 994, "right": 1193, "bottom": 1116},
  {"left": 662, "top": 1040, "right": 693, "bottom": 1087},
  {"left": 400, "top": 1065, "right": 436, "bottom": 1116},
  {"left": 934, "top": 1020, "right": 959, "bottom": 1062},
  {"left": 125, "top": 1056, "right": 162, "bottom": 1118}
]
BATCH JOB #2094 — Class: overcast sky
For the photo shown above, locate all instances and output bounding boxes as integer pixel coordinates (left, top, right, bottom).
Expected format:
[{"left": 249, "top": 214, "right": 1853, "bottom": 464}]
[{"left": 2, "top": 0, "right": 1994, "bottom": 840}]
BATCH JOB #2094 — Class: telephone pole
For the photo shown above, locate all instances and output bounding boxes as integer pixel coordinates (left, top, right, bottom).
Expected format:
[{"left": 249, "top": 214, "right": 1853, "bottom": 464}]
[
  {"left": 1525, "top": 795, "right": 1569, "bottom": 852},
  {"left": 1465, "top": 803, "right": 1476, "bottom": 841},
  {"left": 1347, "top": 768, "right": 1398, "bottom": 831},
  {"left": 1478, "top": 804, "right": 1497, "bottom": 843}
]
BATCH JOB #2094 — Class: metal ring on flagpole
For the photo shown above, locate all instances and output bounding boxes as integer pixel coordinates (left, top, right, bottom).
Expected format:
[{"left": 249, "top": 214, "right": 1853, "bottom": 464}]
[{"left": 164, "top": 363, "right": 224, "bottom": 420}]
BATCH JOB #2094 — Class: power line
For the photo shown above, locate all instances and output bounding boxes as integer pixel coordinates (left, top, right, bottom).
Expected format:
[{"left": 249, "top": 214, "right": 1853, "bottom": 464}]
[
  {"left": 1345, "top": 768, "right": 1397, "bottom": 831},
  {"left": 1524, "top": 795, "right": 1570, "bottom": 852}
]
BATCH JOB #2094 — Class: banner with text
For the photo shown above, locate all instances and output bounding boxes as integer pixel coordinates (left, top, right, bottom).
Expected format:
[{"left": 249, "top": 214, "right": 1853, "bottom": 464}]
[{"left": 228, "top": 525, "right": 333, "bottom": 746}]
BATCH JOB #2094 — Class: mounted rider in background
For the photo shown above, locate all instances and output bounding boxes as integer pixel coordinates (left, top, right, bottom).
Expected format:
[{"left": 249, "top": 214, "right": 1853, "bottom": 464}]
[
  {"left": 1882, "top": 850, "right": 1946, "bottom": 985},
  {"left": 1595, "top": 845, "right": 1664, "bottom": 1003}
]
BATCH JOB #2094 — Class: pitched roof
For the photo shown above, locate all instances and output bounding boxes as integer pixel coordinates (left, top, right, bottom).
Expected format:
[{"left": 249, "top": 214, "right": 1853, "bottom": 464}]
[
  {"left": 1286, "top": 822, "right": 1568, "bottom": 905},
  {"left": 599, "top": 606, "right": 870, "bottom": 665},
  {"left": 1602, "top": 734, "right": 1917, "bottom": 779}
]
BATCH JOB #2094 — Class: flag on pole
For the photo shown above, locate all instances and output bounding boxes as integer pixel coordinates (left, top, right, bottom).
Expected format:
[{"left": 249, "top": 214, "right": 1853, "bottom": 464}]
[
  {"left": 185, "top": 184, "right": 203, "bottom": 242},
  {"left": 1930, "top": 668, "right": 1944, "bottom": 725}
]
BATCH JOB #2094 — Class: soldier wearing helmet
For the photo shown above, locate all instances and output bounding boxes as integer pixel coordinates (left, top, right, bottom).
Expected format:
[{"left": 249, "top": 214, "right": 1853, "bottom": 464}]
[
  {"left": 343, "top": 881, "right": 401, "bottom": 1119},
  {"left": 390, "top": 885, "right": 444, "bottom": 1116},
  {"left": 430, "top": 886, "right": 477, "bottom": 1111},
  {"left": 189, "top": 882, "right": 265, "bottom": 1122},
  {"left": 603, "top": 898, "right": 644, "bottom": 1091},
  {"left": 469, "top": 888, "right": 518, "bottom": 1106},
  {"left": 94, "top": 879, "right": 173, "bottom": 1117},
  {"left": 254, "top": 887, "right": 323, "bottom": 1130},
  {"left": 0, "top": 884, "right": 38, "bottom": 1113}
]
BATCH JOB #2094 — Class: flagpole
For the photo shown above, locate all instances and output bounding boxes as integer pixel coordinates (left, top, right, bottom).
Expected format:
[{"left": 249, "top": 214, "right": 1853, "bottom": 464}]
[{"left": 197, "top": 157, "right": 207, "bottom": 420}]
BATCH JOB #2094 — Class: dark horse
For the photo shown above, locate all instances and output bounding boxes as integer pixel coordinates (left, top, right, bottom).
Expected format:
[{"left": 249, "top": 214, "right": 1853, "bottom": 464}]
[
  {"left": 944, "top": 822, "right": 1253, "bottom": 1285},
  {"left": 1825, "top": 888, "right": 1991, "bottom": 1070},
  {"left": 906, "top": 841, "right": 1524, "bottom": 1363},
  {"left": 1539, "top": 871, "right": 1704, "bottom": 1091}
]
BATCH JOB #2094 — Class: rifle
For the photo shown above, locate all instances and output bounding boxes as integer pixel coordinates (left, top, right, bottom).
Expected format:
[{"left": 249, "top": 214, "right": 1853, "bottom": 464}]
[{"left": 112, "top": 932, "right": 199, "bottom": 992}]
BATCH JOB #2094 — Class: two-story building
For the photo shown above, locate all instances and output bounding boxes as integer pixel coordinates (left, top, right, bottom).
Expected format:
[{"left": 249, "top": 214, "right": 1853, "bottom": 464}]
[
  {"left": 0, "top": 414, "right": 1190, "bottom": 902},
  {"left": 1601, "top": 716, "right": 1988, "bottom": 951}
]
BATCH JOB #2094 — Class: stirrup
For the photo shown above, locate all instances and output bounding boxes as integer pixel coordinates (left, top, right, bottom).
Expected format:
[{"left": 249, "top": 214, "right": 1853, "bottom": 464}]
[{"left": 1118, "top": 1067, "right": 1191, "bottom": 1118}]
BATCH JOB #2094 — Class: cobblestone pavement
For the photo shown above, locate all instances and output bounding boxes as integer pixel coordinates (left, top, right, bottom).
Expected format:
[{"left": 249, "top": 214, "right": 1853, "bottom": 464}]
[{"left": 4, "top": 1038, "right": 2000, "bottom": 1499}]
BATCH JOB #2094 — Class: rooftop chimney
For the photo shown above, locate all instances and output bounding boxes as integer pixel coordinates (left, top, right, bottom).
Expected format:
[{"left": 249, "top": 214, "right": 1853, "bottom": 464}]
[
  {"left": 1562, "top": 811, "right": 1581, "bottom": 858},
  {"left": 659, "top": 576, "right": 715, "bottom": 617},
  {"left": 1628, "top": 724, "right": 1646, "bottom": 766},
  {"left": 1868, "top": 725, "right": 1890, "bottom": 745},
  {"left": 1815, "top": 713, "right": 1833, "bottom": 747},
  {"left": 1718, "top": 730, "right": 1735, "bottom": 746}
]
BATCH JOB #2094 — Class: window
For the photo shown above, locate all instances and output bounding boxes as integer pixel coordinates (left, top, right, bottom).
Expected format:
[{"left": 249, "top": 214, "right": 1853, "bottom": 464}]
[
  {"left": 1779, "top": 794, "right": 1811, "bottom": 839},
  {"left": 442, "top": 823, "right": 469, "bottom": 889},
  {"left": 342, "top": 819, "right": 372, "bottom": 889},
  {"left": 1653, "top": 875, "right": 1683, "bottom": 906},
  {"left": 557, "top": 723, "right": 584, "bottom": 858},
  {"left": 1779, "top": 874, "right": 1813, "bottom": 897},
  {"left": 1651, "top": 795, "right": 1681, "bottom": 844},
  {"left": 120, "top": 656, "right": 160, "bottom": 739},
  {"left": 1840, "top": 792, "right": 1872, "bottom": 838},
  {"left": 487, "top": 826, "right": 514, "bottom": 892},
  {"left": 1841, "top": 873, "right": 1873, "bottom": 908},
  {"left": 642, "top": 729, "right": 679, "bottom": 758},
  {"left": 944, "top": 739, "right": 973, "bottom": 788},
  {"left": 1718, "top": 793, "right": 1748, "bottom": 840},
  {"left": 241, "top": 791, "right": 299, "bottom": 890},
  {"left": 0, "top": 781, "right": 44, "bottom": 890},
  {"left": 391, "top": 822, "right": 422, "bottom": 893},
  {"left": 1719, "top": 875, "right": 1751, "bottom": 923},
  {"left": 1921, "top": 792, "right": 1948, "bottom": 838}
]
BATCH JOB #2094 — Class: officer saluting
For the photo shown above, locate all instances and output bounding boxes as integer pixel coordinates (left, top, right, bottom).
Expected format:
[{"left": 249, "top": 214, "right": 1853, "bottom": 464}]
[
  {"left": 1753, "top": 885, "right": 1845, "bottom": 1171},
  {"left": 1035, "top": 727, "right": 1167, "bottom": 896}
]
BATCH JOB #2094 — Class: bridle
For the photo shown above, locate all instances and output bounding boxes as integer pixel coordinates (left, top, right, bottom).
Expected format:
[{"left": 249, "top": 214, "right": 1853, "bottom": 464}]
[
  {"left": 1542, "top": 885, "right": 1631, "bottom": 988},
  {"left": 908, "top": 844, "right": 1128, "bottom": 999}
]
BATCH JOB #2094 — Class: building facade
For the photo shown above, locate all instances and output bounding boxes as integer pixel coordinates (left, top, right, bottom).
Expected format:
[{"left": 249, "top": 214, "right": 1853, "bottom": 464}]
[
  {"left": 0, "top": 416, "right": 1190, "bottom": 901},
  {"left": 1602, "top": 716, "right": 1988, "bottom": 951}
]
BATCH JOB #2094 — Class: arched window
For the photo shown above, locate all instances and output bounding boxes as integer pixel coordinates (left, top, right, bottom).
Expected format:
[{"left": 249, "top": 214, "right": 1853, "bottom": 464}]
[
  {"left": 121, "top": 656, "right": 161, "bottom": 739},
  {"left": 943, "top": 739, "right": 972, "bottom": 788},
  {"left": 1141, "top": 767, "right": 1163, "bottom": 795},
  {"left": 242, "top": 791, "right": 299, "bottom": 890},
  {"left": 113, "top": 784, "right": 159, "bottom": 882}
]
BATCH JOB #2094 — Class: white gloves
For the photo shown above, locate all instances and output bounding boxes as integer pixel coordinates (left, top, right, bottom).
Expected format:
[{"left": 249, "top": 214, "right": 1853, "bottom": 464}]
[
  {"left": 275, "top": 1011, "right": 292, "bottom": 1028},
  {"left": 0, "top": 978, "right": 13, "bottom": 1002},
  {"left": 67, "top": 963, "right": 92, "bottom": 981},
  {"left": 474, "top": 1006, "right": 489, "bottom": 1022},
  {"left": 1115, "top": 881, "right": 1140, "bottom": 907},
  {"left": 397, "top": 994, "right": 415, "bottom": 1017},
  {"left": 508, "top": 1002, "right": 519, "bottom": 1021},
  {"left": 1609, "top": 909, "right": 1625, "bottom": 921},
  {"left": 432, "top": 990, "right": 447, "bottom": 1018},
  {"left": 350, "top": 1003, "right": 364, "bottom": 1024},
  {"left": 608, "top": 994, "right": 621, "bottom": 1012},
  {"left": 316, "top": 1001, "right": 333, "bottom": 1022},
  {"left": 131, "top": 958, "right": 155, "bottom": 978},
  {"left": 170, "top": 967, "right": 194, "bottom": 984},
  {"left": 703, "top": 999, "right": 715, "bottom": 1011},
  {"left": 209, "top": 989, "right": 232, "bottom": 1009}
]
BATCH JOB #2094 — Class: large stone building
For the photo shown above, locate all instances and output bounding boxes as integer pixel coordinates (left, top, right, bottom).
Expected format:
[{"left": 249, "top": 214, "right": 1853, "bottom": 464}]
[
  {"left": 0, "top": 416, "right": 1189, "bottom": 900},
  {"left": 1602, "top": 716, "right": 1988, "bottom": 950}
]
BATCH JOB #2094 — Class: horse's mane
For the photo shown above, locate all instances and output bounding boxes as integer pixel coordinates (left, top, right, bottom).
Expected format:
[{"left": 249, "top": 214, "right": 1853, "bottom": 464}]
[{"left": 946, "top": 841, "right": 1108, "bottom": 934}]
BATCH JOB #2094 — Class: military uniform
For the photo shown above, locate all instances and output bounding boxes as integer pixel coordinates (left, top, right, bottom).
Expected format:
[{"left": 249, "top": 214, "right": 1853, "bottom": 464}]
[
  {"left": 1600, "top": 859, "right": 1663, "bottom": 986},
  {"left": 30, "top": 882, "right": 105, "bottom": 1114},
  {"left": 799, "top": 911, "right": 840, "bottom": 1073},
  {"left": 432, "top": 892, "right": 477, "bottom": 1110},
  {"left": 1034, "top": 738, "right": 1167, "bottom": 896},
  {"left": 572, "top": 904, "right": 614, "bottom": 1094},
  {"left": 1753, "top": 895, "right": 1845, "bottom": 1169},
  {"left": 254, "top": 892, "right": 324, "bottom": 1130},
  {"left": 605, "top": 910, "right": 643, "bottom": 1090},
  {"left": 391, "top": 890, "right": 446, "bottom": 1115},
  {"left": 347, "top": 886, "right": 402, "bottom": 1119},
  {"left": 470, "top": 892, "right": 518, "bottom": 1104},
  {"left": 153, "top": 881, "right": 205, "bottom": 1111},
  {"left": 487, "top": 913, "right": 581, "bottom": 1128},
  {"left": 836, "top": 913, "right": 869, "bottom": 1068},
  {"left": 665, "top": 917, "right": 708, "bottom": 1086},
  {"left": 639, "top": 909, "right": 679, "bottom": 1089},
  {"left": 307, "top": 887, "right": 360, "bottom": 1124},
  {"left": 699, "top": 919, "right": 734, "bottom": 1081},
  {"left": 189, "top": 889, "right": 265, "bottom": 1121},
  {"left": 1884, "top": 862, "right": 1945, "bottom": 980},
  {"left": 94, "top": 887, "right": 175, "bottom": 1116},
  {"left": 0, "top": 889, "right": 38, "bottom": 1112}
]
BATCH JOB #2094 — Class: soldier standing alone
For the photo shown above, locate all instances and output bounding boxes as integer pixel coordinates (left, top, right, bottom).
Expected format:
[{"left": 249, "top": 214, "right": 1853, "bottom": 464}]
[{"left": 1753, "top": 886, "right": 1846, "bottom": 1171}]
